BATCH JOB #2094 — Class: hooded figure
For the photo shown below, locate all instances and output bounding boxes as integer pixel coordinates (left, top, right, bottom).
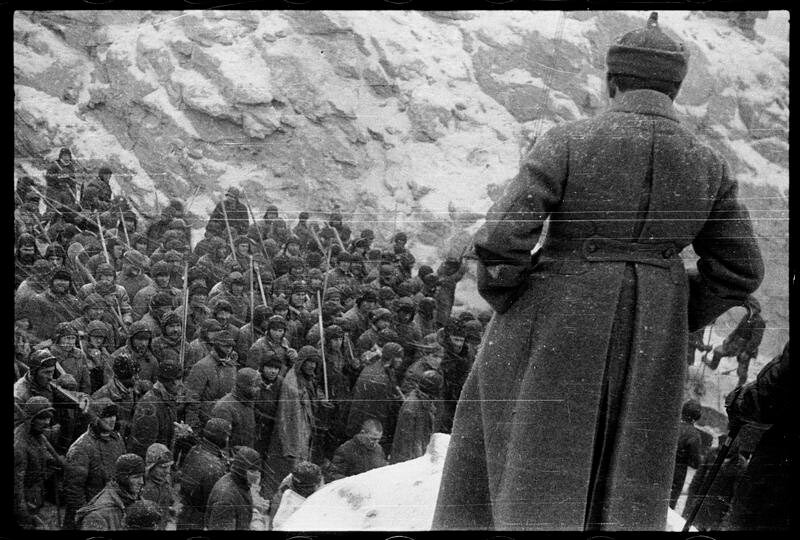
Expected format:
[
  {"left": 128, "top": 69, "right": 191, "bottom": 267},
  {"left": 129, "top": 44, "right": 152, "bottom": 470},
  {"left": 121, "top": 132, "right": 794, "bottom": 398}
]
[
  {"left": 128, "top": 360, "right": 183, "bottom": 458},
  {"left": 346, "top": 342, "right": 405, "bottom": 455},
  {"left": 117, "top": 249, "right": 152, "bottom": 300},
  {"left": 63, "top": 398, "right": 126, "bottom": 529},
  {"left": 176, "top": 417, "right": 232, "bottom": 530},
  {"left": 391, "top": 370, "right": 444, "bottom": 464},
  {"left": 44, "top": 147, "right": 77, "bottom": 210},
  {"left": 205, "top": 446, "right": 262, "bottom": 530},
  {"left": 140, "top": 443, "right": 175, "bottom": 530},
  {"left": 111, "top": 320, "right": 159, "bottom": 384},
  {"left": 184, "top": 329, "right": 238, "bottom": 430},
  {"left": 14, "top": 397, "right": 60, "bottom": 529},
  {"left": 210, "top": 367, "right": 262, "bottom": 448},
  {"left": 271, "top": 461, "right": 324, "bottom": 530},
  {"left": 26, "top": 268, "right": 82, "bottom": 342},
  {"left": 150, "top": 309, "right": 184, "bottom": 364},
  {"left": 15, "top": 233, "right": 41, "bottom": 290},
  {"left": 76, "top": 453, "right": 145, "bottom": 530},
  {"left": 16, "top": 258, "right": 53, "bottom": 304},
  {"left": 265, "top": 345, "right": 320, "bottom": 494},
  {"left": 208, "top": 186, "right": 249, "bottom": 238},
  {"left": 433, "top": 13, "right": 763, "bottom": 531}
]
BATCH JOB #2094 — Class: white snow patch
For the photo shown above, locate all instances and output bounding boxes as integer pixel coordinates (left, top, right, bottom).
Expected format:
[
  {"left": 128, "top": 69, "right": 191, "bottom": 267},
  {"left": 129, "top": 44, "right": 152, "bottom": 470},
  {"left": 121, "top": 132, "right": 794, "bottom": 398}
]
[
  {"left": 141, "top": 87, "right": 200, "bottom": 138},
  {"left": 171, "top": 66, "right": 233, "bottom": 119},
  {"left": 282, "top": 432, "right": 698, "bottom": 531},
  {"left": 281, "top": 433, "right": 449, "bottom": 531},
  {"left": 206, "top": 41, "right": 274, "bottom": 104},
  {"left": 727, "top": 138, "right": 787, "bottom": 190},
  {"left": 14, "top": 43, "right": 55, "bottom": 76},
  {"left": 585, "top": 73, "right": 604, "bottom": 95},
  {"left": 491, "top": 68, "right": 548, "bottom": 89}
]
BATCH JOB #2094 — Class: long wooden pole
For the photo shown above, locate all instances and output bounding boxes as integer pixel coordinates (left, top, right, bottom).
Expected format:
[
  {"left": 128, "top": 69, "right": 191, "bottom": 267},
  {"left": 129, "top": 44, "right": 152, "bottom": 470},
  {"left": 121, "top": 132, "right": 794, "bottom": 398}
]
[
  {"left": 254, "top": 264, "right": 268, "bottom": 308},
  {"left": 118, "top": 205, "right": 131, "bottom": 247},
  {"left": 317, "top": 289, "right": 329, "bottom": 401},
  {"left": 249, "top": 255, "right": 255, "bottom": 347},
  {"left": 179, "top": 262, "right": 189, "bottom": 373},
  {"left": 96, "top": 214, "right": 111, "bottom": 265},
  {"left": 331, "top": 226, "right": 346, "bottom": 252},
  {"left": 242, "top": 193, "right": 270, "bottom": 261},
  {"left": 320, "top": 246, "right": 332, "bottom": 303},
  {"left": 220, "top": 196, "right": 237, "bottom": 258}
]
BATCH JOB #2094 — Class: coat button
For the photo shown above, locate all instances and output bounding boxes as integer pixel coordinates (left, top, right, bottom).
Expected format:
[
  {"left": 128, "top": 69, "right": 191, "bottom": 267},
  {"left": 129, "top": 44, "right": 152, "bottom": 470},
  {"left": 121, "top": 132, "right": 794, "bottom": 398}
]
[{"left": 662, "top": 246, "right": 676, "bottom": 258}]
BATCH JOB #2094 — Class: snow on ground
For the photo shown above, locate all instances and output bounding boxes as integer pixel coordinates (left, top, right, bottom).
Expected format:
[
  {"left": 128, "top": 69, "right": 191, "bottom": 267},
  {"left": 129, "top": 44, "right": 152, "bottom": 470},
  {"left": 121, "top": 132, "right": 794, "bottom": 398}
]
[
  {"left": 281, "top": 432, "right": 694, "bottom": 531},
  {"left": 283, "top": 433, "right": 449, "bottom": 531}
]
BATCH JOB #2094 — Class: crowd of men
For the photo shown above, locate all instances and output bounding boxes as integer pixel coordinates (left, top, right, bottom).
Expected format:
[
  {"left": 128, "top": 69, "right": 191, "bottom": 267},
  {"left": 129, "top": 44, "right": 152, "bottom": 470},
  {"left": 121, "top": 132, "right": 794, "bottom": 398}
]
[
  {"left": 14, "top": 149, "right": 789, "bottom": 531},
  {"left": 14, "top": 150, "right": 486, "bottom": 530}
]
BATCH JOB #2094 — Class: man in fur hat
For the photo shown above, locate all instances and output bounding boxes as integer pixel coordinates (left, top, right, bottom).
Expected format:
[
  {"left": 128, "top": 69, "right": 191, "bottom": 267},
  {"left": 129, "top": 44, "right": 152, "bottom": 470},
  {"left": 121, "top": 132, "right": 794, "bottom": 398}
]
[{"left": 434, "top": 13, "right": 763, "bottom": 531}]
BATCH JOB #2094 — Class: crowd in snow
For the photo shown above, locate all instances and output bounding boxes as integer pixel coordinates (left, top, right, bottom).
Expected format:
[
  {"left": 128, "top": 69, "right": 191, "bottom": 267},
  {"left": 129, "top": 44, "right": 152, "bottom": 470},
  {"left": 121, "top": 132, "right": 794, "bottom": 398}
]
[
  {"left": 14, "top": 149, "right": 488, "bottom": 530},
  {"left": 14, "top": 147, "right": 790, "bottom": 531}
]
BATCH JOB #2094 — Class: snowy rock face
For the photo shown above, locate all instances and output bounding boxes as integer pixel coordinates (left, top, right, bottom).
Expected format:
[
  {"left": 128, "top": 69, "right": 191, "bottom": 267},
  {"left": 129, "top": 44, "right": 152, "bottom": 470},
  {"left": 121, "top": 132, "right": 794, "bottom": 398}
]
[{"left": 14, "top": 10, "right": 788, "bottom": 353}]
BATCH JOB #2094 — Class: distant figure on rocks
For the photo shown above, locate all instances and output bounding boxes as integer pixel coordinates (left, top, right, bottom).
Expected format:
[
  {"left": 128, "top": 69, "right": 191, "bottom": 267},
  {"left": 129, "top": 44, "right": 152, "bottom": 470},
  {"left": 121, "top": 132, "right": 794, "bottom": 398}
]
[
  {"left": 208, "top": 187, "right": 249, "bottom": 239},
  {"left": 704, "top": 296, "right": 765, "bottom": 386},
  {"left": 433, "top": 12, "right": 763, "bottom": 531},
  {"left": 45, "top": 148, "right": 78, "bottom": 211}
]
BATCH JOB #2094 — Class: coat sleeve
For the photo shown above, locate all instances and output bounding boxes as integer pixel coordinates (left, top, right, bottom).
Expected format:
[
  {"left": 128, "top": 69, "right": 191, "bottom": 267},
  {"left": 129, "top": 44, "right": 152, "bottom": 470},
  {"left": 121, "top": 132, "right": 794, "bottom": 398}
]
[
  {"left": 327, "top": 444, "right": 351, "bottom": 481},
  {"left": 79, "top": 511, "right": 110, "bottom": 531},
  {"left": 117, "top": 288, "right": 132, "bottom": 316},
  {"left": 205, "top": 490, "right": 238, "bottom": 530},
  {"left": 725, "top": 342, "right": 790, "bottom": 426},
  {"left": 275, "top": 379, "right": 304, "bottom": 458},
  {"left": 473, "top": 128, "right": 568, "bottom": 314},
  {"left": 14, "top": 441, "right": 32, "bottom": 525},
  {"left": 184, "top": 365, "right": 208, "bottom": 430},
  {"left": 63, "top": 444, "right": 90, "bottom": 509},
  {"left": 688, "top": 161, "right": 764, "bottom": 331},
  {"left": 129, "top": 399, "right": 160, "bottom": 458},
  {"left": 131, "top": 288, "right": 151, "bottom": 320}
]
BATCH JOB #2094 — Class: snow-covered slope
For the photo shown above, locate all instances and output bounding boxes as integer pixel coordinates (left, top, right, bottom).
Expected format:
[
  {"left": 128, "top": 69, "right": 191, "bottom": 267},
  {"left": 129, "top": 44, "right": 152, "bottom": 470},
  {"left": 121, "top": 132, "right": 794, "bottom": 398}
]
[
  {"left": 14, "top": 9, "right": 788, "bottom": 354},
  {"left": 281, "top": 432, "right": 695, "bottom": 531}
]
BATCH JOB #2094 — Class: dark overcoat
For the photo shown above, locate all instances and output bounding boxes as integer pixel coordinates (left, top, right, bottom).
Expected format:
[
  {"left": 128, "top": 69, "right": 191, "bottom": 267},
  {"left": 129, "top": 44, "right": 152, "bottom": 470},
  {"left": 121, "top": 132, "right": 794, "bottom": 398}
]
[{"left": 433, "top": 89, "right": 763, "bottom": 531}]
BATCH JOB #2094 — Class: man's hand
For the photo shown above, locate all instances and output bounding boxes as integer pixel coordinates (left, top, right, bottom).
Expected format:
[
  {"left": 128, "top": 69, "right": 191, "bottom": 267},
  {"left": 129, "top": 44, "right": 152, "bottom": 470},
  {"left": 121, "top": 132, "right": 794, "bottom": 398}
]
[
  {"left": 287, "top": 348, "right": 298, "bottom": 361},
  {"left": 173, "top": 421, "right": 194, "bottom": 439}
]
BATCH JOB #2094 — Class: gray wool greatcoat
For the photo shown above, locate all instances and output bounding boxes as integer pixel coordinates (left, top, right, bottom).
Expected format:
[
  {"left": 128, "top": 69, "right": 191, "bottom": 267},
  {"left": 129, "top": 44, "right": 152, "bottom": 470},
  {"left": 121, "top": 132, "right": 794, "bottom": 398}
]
[{"left": 432, "top": 89, "right": 764, "bottom": 531}]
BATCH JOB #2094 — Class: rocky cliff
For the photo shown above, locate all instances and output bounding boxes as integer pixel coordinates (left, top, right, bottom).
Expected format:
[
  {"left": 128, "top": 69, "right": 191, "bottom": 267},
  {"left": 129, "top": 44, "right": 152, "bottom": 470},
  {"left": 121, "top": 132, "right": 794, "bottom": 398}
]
[{"left": 14, "top": 10, "right": 789, "bottom": 357}]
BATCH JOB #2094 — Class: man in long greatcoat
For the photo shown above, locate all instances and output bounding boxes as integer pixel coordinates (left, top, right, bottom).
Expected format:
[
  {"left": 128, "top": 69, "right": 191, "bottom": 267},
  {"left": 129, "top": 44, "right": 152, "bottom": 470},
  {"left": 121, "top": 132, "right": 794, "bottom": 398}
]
[{"left": 433, "top": 13, "right": 763, "bottom": 531}]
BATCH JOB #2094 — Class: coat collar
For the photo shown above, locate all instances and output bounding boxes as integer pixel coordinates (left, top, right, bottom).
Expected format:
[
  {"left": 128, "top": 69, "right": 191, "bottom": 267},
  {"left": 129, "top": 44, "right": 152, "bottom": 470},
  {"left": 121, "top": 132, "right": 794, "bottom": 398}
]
[{"left": 608, "top": 89, "right": 680, "bottom": 123}]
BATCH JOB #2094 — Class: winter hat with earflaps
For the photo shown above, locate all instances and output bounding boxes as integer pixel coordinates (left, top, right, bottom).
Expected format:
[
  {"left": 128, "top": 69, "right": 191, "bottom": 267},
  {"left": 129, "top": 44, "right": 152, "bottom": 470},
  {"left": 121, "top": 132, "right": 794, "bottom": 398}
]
[
  {"left": 115, "top": 453, "right": 145, "bottom": 483},
  {"left": 203, "top": 417, "right": 232, "bottom": 447},
  {"left": 291, "top": 461, "right": 322, "bottom": 497},
  {"left": 24, "top": 396, "right": 55, "bottom": 421},
  {"left": 606, "top": 12, "right": 689, "bottom": 83},
  {"left": 124, "top": 499, "right": 162, "bottom": 530},
  {"left": 230, "top": 446, "right": 261, "bottom": 478},
  {"left": 145, "top": 443, "right": 174, "bottom": 474}
]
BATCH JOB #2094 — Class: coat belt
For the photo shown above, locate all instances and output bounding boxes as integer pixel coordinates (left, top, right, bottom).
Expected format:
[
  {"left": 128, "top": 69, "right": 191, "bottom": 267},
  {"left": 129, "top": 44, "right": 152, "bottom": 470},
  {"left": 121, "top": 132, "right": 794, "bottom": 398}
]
[{"left": 542, "top": 237, "right": 682, "bottom": 269}]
